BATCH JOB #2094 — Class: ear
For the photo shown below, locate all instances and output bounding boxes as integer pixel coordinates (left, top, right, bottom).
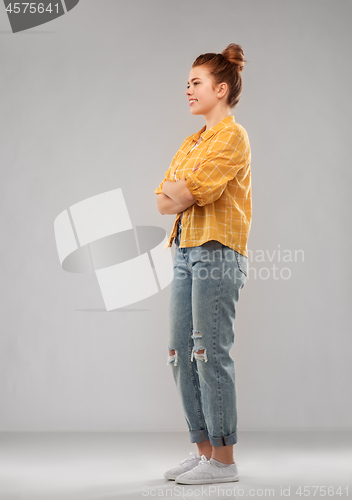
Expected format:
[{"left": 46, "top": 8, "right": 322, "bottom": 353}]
[{"left": 217, "top": 82, "right": 228, "bottom": 98}]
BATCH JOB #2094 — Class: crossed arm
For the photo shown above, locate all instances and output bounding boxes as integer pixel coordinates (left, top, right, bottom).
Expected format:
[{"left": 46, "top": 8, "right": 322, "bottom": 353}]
[{"left": 157, "top": 179, "right": 197, "bottom": 215}]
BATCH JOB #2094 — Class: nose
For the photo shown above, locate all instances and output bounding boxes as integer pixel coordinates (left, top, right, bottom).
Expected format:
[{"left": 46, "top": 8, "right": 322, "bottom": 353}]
[{"left": 186, "top": 86, "right": 192, "bottom": 97}]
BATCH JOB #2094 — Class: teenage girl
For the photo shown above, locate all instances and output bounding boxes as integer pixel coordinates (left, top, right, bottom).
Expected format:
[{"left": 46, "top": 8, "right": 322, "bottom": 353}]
[{"left": 155, "top": 43, "right": 251, "bottom": 485}]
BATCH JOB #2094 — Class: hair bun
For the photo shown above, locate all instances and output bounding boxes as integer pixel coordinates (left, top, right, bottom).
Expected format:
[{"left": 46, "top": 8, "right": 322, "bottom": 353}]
[
  {"left": 221, "top": 43, "right": 246, "bottom": 72},
  {"left": 191, "top": 43, "right": 246, "bottom": 108}
]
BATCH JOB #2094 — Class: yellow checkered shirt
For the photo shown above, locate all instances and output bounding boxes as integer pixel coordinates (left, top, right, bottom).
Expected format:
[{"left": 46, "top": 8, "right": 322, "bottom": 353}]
[{"left": 155, "top": 115, "right": 252, "bottom": 258}]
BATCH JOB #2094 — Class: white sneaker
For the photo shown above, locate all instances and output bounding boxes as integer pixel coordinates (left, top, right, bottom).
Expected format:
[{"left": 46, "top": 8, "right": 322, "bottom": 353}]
[
  {"left": 175, "top": 455, "right": 239, "bottom": 484},
  {"left": 164, "top": 452, "right": 202, "bottom": 480}
]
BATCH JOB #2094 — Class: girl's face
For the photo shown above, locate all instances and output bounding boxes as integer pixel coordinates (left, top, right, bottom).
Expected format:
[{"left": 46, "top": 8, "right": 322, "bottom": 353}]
[{"left": 186, "top": 65, "right": 219, "bottom": 116}]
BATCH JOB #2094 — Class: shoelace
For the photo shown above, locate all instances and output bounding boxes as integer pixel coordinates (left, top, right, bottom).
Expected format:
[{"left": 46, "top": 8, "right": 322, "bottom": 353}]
[
  {"left": 180, "top": 452, "right": 200, "bottom": 465},
  {"left": 191, "top": 454, "right": 209, "bottom": 470}
]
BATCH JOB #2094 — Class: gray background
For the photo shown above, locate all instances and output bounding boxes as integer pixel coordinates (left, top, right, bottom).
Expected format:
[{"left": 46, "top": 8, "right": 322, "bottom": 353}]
[{"left": 0, "top": 0, "right": 351, "bottom": 432}]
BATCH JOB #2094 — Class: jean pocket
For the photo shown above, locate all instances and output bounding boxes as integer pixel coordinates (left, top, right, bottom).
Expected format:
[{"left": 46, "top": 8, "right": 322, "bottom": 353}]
[{"left": 235, "top": 251, "right": 248, "bottom": 277}]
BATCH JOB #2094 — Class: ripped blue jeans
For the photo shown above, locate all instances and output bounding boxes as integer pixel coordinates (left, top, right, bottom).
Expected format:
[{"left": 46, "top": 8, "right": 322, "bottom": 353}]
[{"left": 168, "top": 220, "right": 248, "bottom": 447}]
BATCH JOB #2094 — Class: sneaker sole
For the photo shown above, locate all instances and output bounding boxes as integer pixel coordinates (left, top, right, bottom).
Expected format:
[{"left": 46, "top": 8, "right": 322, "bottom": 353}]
[
  {"left": 164, "top": 473, "right": 177, "bottom": 480},
  {"left": 175, "top": 475, "right": 239, "bottom": 484}
]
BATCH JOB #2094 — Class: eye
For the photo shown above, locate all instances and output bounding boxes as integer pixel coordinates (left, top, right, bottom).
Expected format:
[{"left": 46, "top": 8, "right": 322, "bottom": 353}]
[{"left": 186, "top": 81, "right": 200, "bottom": 89}]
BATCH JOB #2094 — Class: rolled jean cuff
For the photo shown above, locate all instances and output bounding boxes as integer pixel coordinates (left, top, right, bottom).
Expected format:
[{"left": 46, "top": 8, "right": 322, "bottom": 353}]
[
  {"left": 189, "top": 429, "right": 210, "bottom": 443},
  {"left": 209, "top": 430, "right": 238, "bottom": 447}
]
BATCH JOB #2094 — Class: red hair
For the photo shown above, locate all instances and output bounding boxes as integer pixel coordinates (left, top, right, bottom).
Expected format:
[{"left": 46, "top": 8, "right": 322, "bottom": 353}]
[{"left": 192, "top": 43, "right": 247, "bottom": 108}]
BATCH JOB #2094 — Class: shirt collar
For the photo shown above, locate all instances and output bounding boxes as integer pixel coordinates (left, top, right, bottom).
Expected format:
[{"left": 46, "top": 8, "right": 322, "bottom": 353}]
[{"left": 191, "top": 115, "right": 236, "bottom": 142}]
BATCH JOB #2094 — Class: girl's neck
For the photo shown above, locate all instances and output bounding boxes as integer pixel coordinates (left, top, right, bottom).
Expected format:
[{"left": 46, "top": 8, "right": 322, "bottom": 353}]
[{"left": 203, "top": 107, "right": 232, "bottom": 131}]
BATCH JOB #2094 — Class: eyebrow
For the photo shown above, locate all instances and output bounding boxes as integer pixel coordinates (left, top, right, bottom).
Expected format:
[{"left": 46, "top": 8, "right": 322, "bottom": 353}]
[{"left": 187, "top": 77, "right": 201, "bottom": 84}]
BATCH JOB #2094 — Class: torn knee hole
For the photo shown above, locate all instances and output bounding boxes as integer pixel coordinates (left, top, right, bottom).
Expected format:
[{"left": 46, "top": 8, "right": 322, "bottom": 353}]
[
  {"left": 191, "top": 347, "right": 208, "bottom": 363},
  {"left": 167, "top": 348, "right": 178, "bottom": 366}
]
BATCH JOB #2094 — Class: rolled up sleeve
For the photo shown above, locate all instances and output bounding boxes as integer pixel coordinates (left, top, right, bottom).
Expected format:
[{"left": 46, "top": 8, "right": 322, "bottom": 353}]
[
  {"left": 184, "top": 129, "right": 248, "bottom": 206},
  {"left": 154, "top": 178, "right": 167, "bottom": 195},
  {"left": 154, "top": 147, "right": 183, "bottom": 195}
]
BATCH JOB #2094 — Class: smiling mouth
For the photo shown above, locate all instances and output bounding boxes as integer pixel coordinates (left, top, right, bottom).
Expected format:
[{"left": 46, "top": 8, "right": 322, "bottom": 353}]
[{"left": 189, "top": 99, "right": 198, "bottom": 105}]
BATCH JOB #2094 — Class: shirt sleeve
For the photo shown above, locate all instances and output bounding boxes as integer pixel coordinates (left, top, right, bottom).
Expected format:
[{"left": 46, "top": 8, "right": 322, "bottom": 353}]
[
  {"left": 154, "top": 178, "right": 167, "bottom": 195},
  {"left": 184, "top": 128, "right": 250, "bottom": 206},
  {"left": 154, "top": 142, "right": 185, "bottom": 195}
]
